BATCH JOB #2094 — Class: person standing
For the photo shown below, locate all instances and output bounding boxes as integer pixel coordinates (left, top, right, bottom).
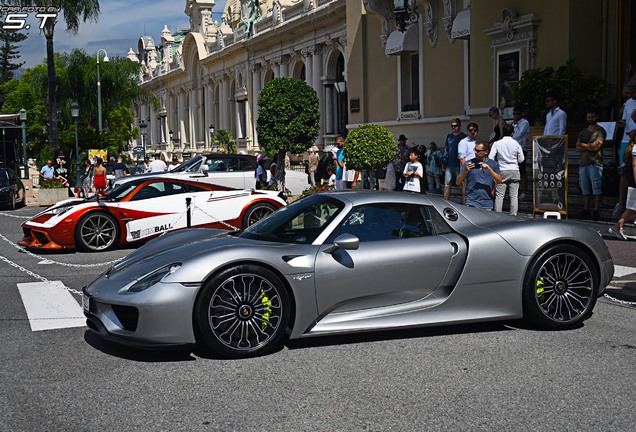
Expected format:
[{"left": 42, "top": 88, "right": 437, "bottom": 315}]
[
  {"left": 443, "top": 119, "right": 467, "bottom": 200},
  {"left": 113, "top": 155, "right": 128, "bottom": 178},
  {"left": 609, "top": 137, "right": 636, "bottom": 240},
  {"left": 403, "top": 150, "right": 424, "bottom": 193},
  {"left": 93, "top": 157, "right": 107, "bottom": 200},
  {"left": 168, "top": 156, "right": 181, "bottom": 171},
  {"left": 143, "top": 157, "right": 151, "bottom": 173},
  {"left": 456, "top": 141, "right": 502, "bottom": 210},
  {"left": 255, "top": 154, "right": 268, "bottom": 189},
  {"left": 39, "top": 159, "right": 54, "bottom": 181},
  {"left": 332, "top": 135, "right": 346, "bottom": 189},
  {"left": 458, "top": 123, "right": 479, "bottom": 204},
  {"left": 512, "top": 108, "right": 530, "bottom": 199},
  {"left": 149, "top": 154, "right": 167, "bottom": 172},
  {"left": 489, "top": 124, "right": 525, "bottom": 215},
  {"left": 488, "top": 107, "right": 507, "bottom": 144},
  {"left": 575, "top": 109, "right": 607, "bottom": 221},
  {"left": 613, "top": 81, "right": 636, "bottom": 217},
  {"left": 544, "top": 93, "right": 567, "bottom": 135},
  {"left": 308, "top": 147, "right": 319, "bottom": 186},
  {"left": 425, "top": 142, "right": 443, "bottom": 192},
  {"left": 393, "top": 134, "right": 409, "bottom": 191}
]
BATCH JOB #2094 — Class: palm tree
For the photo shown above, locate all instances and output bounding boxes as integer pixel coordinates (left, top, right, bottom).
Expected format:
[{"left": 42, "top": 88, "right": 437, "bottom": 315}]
[{"left": 9, "top": 1, "right": 100, "bottom": 150}]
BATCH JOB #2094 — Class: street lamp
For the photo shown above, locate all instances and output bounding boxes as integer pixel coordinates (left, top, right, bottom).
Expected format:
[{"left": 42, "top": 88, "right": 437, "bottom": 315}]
[
  {"left": 19, "top": 108, "right": 27, "bottom": 179},
  {"left": 139, "top": 120, "right": 147, "bottom": 162},
  {"left": 96, "top": 49, "right": 109, "bottom": 134},
  {"left": 70, "top": 102, "right": 80, "bottom": 192},
  {"left": 209, "top": 124, "right": 218, "bottom": 151},
  {"left": 392, "top": 0, "right": 419, "bottom": 32}
]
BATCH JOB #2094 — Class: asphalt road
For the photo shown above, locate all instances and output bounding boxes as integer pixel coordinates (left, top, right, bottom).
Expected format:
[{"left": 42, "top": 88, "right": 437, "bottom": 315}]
[{"left": 1, "top": 205, "right": 635, "bottom": 431}]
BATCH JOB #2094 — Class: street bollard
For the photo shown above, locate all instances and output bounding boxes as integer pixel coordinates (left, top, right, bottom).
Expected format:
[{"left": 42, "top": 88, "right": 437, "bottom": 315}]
[{"left": 186, "top": 197, "right": 192, "bottom": 227}]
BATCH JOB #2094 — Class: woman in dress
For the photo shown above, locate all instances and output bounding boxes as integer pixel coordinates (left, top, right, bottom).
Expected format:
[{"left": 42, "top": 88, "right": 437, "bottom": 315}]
[{"left": 93, "top": 157, "right": 108, "bottom": 200}]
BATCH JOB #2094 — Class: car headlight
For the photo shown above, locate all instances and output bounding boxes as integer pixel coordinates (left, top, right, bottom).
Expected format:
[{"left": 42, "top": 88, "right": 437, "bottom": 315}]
[
  {"left": 0, "top": 186, "right": 10, "bottom": 193},
  {"left": 49, "top": 205, "right": 74, "bottom": 216},
  {"left": 127, "top": 263, "right": 182, "bottom": 292}
]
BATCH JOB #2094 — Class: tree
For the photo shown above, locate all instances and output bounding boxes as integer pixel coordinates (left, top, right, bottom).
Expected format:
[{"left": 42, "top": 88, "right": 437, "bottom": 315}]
[
  {"left": 6, "top": 0, "right": 101, "bottom": 150},
  {"left": 0, "top": 20, "right": 27, "bottom": 108},
  {"left": 344, "top": 124, "right": 397, "bottom": 188},
  {"left": 257, "top": 77, "right": 320, "bottom": 191},
  {"left": 513, "top": 60, "right": 611, "bottom": 125}
]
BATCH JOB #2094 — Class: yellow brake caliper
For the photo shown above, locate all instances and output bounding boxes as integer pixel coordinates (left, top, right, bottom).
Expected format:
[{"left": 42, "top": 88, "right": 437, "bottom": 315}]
[
  {"left": 536, "top": 277, "right": 545, "bottom": 302},
  {"left": 261, "top": 290, "right": 272, "bottom": 331}
]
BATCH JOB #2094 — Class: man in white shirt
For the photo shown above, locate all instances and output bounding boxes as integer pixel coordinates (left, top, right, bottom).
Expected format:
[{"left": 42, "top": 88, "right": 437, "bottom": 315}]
[
  {"left": 149, "top": 155, "right": 168, "bottom": 172},
  {"left": 544, "top": 93, "right": 567, "bottom": 135},
  {"left": 512, "top": 108, "right": 530, "bottom": 199},
  {"left": 489, "top": 124, "right": 525, "bottom": 215}
]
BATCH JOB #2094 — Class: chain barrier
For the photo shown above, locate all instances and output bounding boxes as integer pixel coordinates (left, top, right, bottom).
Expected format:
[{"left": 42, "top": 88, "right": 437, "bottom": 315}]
[
  {"left": 603, "top": 293, "right": 636, "bottom": 307},
  {"left": 0, "top": 211, "right": 30, "bottom": 219},
  {"left": 192, "top": 203, "right": 240, "bottom": 231},
  {"left": 0, "top": 254, "right": 83, "bottom": 295},
  {"left": 0, "top": 232, "right": 123, "bottom": 268}
]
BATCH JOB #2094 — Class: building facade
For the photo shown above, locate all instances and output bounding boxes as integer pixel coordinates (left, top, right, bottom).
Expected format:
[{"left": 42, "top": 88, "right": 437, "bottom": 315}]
[{"left": 129, "top": 0, "right": 634, "bottom": 159}]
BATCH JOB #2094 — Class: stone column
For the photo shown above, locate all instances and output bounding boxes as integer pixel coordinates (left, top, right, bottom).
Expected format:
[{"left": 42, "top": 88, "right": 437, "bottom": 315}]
[
  {"left": 188, "top": 84, "right": 197, "bottom": 149},
  {"left": 311, "top": 46, "right": 324, "bottom": 145},
  {"left": 251, "top": 64, "right": 262, "bottom": 147}
]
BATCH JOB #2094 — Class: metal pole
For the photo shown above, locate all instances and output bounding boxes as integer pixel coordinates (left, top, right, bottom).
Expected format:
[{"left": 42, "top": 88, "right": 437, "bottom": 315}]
[
  {"left": 74, "top": 118, "right": 80, "bottom": 190},
  {"left": 21, "top": 119, "right": 28, "bottom": 179},
  {"left": 186, "top": 197, "right": 192, "bottom": 227},
  {"left": 97, "top": 59, "right": 102, "bottom": 134}
]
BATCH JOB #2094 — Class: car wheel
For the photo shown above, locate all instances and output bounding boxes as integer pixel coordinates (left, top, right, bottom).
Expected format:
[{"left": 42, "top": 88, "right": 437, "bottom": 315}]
[
  {"left": 75, "top": 212, "right": 120, "bottom": 251},
  {"left": 241, "top": 202, "right": 277, "bottom": 228},
  {"left": 194, "top": 265, "right": 290, "bottom": 358},
  {"left": 522, "top": 245, "right": 598, "bottom": 329}
]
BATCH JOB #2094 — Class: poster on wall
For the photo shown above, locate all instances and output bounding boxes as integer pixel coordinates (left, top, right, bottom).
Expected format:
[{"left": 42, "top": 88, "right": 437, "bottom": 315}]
[
  {"left": 497, "top": 50, "right": 520, "bottom": 119},
  {"left": 532, "top": 135, "right": 568, "bottom": 215}
]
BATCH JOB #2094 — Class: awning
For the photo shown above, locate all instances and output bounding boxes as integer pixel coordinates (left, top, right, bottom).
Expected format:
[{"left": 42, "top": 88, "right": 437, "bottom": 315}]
[
  {"left": 451, "top": 7, "right": 470, "bottom": 40},
  {"left": 385, "top": 25, "right": 419, "bottom": 56}
]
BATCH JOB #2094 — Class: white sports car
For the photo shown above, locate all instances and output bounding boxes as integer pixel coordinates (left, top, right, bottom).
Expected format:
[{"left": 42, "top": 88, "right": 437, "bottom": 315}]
[{"left": 19, "top": 177, "right": 286, "bottom": 251}]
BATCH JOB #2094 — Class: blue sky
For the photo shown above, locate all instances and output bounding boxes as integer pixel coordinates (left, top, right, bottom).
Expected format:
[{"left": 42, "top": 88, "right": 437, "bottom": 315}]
[{"left": 18, "top": 0, "right": 227, "bottom": 70}]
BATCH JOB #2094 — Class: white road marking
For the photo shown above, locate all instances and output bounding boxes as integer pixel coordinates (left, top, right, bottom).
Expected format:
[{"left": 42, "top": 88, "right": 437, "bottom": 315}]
[
  {"left": 613, "top": 265, "right": 636, "bottom": 278},
  {"left": 38, "top": 260, "right": 53, "bottom": 265},
  {"left": 17, "top": 281, "right": 85, "bottom": 331}
]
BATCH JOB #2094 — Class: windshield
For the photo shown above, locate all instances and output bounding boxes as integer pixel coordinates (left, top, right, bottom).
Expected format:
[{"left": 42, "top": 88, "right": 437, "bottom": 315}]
[
  {"left": 106, "top": 179, "right": 146, "bottom": 201},
  {"left": 240, "top": 194, "right": 344, "bottom": 244},
  {"left": 172, "top": 156, "right": 203, "bottom": 173}
]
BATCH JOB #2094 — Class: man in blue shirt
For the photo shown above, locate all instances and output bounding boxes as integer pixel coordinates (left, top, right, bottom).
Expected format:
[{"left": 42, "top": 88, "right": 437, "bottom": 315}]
[
  {"left": 443, "top": 118, "right": 467, "bottom": 200},
  {"left": 456, "top": 141, "right": 502, "bottom": 209},
  {"left": 39, "top": 160, "right": 54, "bottom": 181},
  {"left": 331, "top": 134, "right": 346, "bottom": 189}
]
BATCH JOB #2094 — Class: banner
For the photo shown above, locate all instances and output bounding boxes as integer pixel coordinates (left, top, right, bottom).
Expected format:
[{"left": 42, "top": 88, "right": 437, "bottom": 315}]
[
  {"left": 532, "top": 135, "right": 568, "bottom": 215},
  {"left": 88, "top": 149, "right": 107, "bottom": 162}
]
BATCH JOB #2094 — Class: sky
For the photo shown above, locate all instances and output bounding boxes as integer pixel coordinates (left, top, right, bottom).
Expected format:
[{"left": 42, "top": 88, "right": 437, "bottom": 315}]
[{"left": 17, "top": 0, "right": 227, "bottom": 70}]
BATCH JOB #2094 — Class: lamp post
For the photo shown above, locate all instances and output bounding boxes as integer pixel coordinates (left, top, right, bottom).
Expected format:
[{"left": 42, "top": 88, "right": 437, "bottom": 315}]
[
  {"left": 392, "top": 0, "right": 419, "bottom": 32},
  {"left": 209, "top": 124, "right": 216, "bottom": 150},
  {"left": 70, "top": 102, "right": 80, "bottom": 192},
  {"left": 139, "top": 120, "right": 147, "bottom": 161},
  {"left": 19, "top": 109, "right": 27, "bottom": 179},
  {"left": 96, "top": 49, "right": 109, "bottom": 134}
]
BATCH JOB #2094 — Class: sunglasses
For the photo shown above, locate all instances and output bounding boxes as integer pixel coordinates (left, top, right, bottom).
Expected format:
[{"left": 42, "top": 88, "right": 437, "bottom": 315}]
[
  {"left": 474, "top": 149, "right": 487, "bottom": 152},
  {"left": 468, "top": 128, "right": 478, "bottom": 132},
  {"left": 451, "top": 124, "right": 459, "bottom": 127}
]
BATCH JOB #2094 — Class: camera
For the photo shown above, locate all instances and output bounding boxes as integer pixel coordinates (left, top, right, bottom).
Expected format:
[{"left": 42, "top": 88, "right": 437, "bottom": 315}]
[{"left": 471, "top": 158, "right": 483, "bottom": 169}]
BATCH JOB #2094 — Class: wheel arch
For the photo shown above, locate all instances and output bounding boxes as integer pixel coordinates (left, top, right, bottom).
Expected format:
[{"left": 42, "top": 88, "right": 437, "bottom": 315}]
[
  {"left": 74, "top": 208, "right": 126, "bottom": 249},
  {"left": 191, "top": 259, "right": 298, "bottom": 337},
  {"left": 527, "top": 239, "right": 601, "bottom": 283}
]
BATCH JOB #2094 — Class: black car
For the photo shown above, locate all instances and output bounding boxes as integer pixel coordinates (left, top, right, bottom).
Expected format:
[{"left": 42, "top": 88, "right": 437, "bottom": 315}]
[{"left": 0, "top": 168, "right": 25, "bottom": 209}]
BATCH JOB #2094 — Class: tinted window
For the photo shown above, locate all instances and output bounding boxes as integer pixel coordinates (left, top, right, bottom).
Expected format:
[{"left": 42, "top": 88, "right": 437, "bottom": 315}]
[
  {"left": 328, "top": 203, "right": 432, "bottom": 242},
  {"left": 240, "top": 194, "right": 344, "bottom": 244},
  {"left": 130, "top": 181, "right": 185, "bottom": 201}
]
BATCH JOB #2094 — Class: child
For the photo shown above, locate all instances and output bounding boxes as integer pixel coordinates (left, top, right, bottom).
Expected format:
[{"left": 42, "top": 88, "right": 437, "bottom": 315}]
[
  {"left": 403, "top": 150, "right": 424, "bottom": 193},
  {"left": 327, "top": 166, "right": 336, "bottom": 186}
]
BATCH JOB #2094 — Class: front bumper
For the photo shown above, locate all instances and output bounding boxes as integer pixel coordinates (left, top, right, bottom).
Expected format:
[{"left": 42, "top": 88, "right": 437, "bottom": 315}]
[{"left": 83, "top": 280, "right": 201, "bottom": 347}]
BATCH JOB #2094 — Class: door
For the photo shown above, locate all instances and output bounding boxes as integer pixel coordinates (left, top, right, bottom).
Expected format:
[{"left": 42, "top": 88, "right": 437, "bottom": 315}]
[{"left": 314, "top": 203, "right": 459, "bottom": 314}]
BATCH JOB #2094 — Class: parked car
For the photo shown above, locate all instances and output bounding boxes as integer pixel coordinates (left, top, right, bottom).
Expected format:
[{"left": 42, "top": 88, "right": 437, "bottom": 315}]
[
  {"left": 0, "top": 167, "right": 26, "bottom": 209},
  {"left": 111, "top": 154, "right": 309, "bottom": 195},
  {"left": 82, "top": 191, "right": 613, "bottom": 358},
  {"left": 20, "top": 177, "right": 286, "bottom": 251}
]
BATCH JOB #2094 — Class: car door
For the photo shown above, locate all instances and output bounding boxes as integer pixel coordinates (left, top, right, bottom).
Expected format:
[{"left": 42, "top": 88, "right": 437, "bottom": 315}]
[
  {"left": 314, "top": 203, "right": 459, "bottom": 314},
  {"left": 121, "top": 181, "right": 195, "bottom": 242}
]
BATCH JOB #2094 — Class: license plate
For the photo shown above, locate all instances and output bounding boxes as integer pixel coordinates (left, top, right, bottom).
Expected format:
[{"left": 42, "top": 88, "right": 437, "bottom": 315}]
[{"left": 82, "top": 294, "right": 90, "bottom": 313}]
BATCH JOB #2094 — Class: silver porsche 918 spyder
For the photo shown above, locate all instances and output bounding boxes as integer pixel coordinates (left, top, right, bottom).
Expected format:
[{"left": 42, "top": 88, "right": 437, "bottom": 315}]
[{"left": 83, "top": 191, "right": 614, "bottom": 358}]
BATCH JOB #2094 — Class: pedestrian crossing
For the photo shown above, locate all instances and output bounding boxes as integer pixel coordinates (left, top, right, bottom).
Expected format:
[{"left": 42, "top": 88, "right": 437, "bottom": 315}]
[{"left": 14, "top": 265, "right": 636, "bottom": 332}]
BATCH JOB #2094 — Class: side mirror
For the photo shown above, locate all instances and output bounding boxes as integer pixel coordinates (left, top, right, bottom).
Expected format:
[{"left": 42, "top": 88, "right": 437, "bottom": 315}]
[
  {"left": 323, "top": 233, "right": 360, "bottom": 254},
  {"left": 201, "top": 164, "right": 208, "bottom": 175}
]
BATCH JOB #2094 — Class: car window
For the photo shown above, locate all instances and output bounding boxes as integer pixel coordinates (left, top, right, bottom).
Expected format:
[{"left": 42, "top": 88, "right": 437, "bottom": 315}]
[
  {"left": 240, "top": 195, "right": 344, "bottom": 244},
  {"left": 328, "top": 203, "right": 432, "bottom": 242},
  {"left": 238, "top": 158, "right": 253, "bottom": 171},
  {"left": 130, "top": 181, "right": 184, "bottom": 201},
  {"left": 207, "top": 158, "right": 229, "bottom": 172}
]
